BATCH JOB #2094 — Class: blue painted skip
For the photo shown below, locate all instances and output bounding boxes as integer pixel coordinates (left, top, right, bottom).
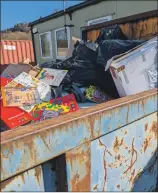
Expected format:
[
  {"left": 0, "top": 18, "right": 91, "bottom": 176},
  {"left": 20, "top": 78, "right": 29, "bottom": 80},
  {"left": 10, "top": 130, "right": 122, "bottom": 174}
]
[
  {"left": 66, "top": 142, "right": 90, "bottom": 191},
  {"left": 1, "top": 161, "right": 57, "bottom": 192},
  {"left": 91, "top": 112, "right": 157, "bottom": 191},
  {"left": 0, "top": 166, "right": 45, "bottom": 191},
  {"left": 1, "top": 89, "right": 157, "bottom": 182}
]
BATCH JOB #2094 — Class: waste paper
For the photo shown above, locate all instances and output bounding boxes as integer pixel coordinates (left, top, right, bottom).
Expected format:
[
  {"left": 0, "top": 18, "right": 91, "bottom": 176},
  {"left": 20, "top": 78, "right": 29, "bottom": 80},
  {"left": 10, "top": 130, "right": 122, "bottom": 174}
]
[{"left": 1, "top": 25, "right": 157, "bottom": 132}]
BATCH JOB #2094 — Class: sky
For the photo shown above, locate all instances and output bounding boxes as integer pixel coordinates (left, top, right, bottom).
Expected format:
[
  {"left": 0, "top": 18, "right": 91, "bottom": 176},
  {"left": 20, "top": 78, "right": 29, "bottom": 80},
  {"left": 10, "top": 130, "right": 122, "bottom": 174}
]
[{"left": 1, "top": 1, "right": 83, "bottom": 30}]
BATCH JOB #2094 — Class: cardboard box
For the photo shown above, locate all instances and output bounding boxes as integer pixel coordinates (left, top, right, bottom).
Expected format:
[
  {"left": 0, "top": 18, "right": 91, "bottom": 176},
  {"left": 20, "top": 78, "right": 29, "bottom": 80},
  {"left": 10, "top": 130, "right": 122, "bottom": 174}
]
[
  {"left": 1, "top": 63, "right": 40, "bottom": 79},
  {"left": 109, "top": 37, "right": 157, "bottom": 97}
]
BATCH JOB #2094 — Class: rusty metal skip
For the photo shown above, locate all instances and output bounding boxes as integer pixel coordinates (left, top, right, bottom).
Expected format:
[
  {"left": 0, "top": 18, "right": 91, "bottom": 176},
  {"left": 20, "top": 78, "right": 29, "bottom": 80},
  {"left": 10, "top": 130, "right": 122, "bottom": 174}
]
[
  {"left": 0, "top": 10, "right": 158, "bottom": 192},
  {"left": 0, "top": 89, "right": 157, "bottom": 191}
]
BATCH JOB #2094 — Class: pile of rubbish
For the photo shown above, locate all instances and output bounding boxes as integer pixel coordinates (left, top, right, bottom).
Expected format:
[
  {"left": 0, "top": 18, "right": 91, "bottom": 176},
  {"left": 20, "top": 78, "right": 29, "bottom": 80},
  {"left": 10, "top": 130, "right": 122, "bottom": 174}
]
[{"left": 0, "top": 25, "right": 157, "bottom": 131}]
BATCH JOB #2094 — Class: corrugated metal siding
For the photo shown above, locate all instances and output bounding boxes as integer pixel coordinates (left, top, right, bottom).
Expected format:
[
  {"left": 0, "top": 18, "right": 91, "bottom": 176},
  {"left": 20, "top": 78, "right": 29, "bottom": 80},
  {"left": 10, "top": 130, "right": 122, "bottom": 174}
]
[{"left": 0, "top": 40, "right": 35, "bottom": 65}]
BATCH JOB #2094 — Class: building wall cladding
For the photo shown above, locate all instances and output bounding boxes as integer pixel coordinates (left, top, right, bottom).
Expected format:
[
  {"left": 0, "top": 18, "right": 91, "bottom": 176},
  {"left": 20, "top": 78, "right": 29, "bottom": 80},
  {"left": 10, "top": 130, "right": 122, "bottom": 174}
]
[
  {"left": 1, "top": 40, "right": 34, "bottom": 65},
  {"left": 32, "top": 0, "right": 157, "bottom": 64}
]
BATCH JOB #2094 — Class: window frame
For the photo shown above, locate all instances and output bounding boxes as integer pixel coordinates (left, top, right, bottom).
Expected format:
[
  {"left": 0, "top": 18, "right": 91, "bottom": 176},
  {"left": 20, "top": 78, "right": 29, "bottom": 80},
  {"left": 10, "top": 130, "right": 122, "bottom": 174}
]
[
  {"left": 39, "top": 31, "right": 53, "bottom": 59},
  {"left": 54, "top": 27, "right": 70, "bottom": 59},
  {"left": 87, "top": 15, "right": 112, "bottom": 26}
]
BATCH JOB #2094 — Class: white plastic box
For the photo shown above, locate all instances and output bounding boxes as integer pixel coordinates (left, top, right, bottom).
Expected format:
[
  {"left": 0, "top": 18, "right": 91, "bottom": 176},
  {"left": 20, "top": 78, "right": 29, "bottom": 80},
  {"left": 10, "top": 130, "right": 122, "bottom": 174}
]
[{"left": 109, "top": 37, "right": 157, "bottom": 97}]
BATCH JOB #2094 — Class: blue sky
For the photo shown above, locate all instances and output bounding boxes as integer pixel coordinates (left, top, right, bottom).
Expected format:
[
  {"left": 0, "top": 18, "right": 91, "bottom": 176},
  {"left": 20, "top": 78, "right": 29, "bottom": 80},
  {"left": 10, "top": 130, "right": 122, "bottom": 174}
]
[{"left": 1, "top": 1, "right": 83, "bottom": 30}]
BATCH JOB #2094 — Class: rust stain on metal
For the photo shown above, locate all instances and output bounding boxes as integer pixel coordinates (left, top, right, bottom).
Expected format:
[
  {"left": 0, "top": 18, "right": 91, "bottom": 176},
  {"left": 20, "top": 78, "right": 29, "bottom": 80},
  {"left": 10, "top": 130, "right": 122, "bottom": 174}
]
[
  {"left": 129, "top": 169, "right": 136, "bottom": 183},
  {"left": 113, "top": 137, "right": 124, "bottom": 152},
  {"left": 39, "top": 134, "right": 51, "bottom": 152},
  {"left": 98, "top": 139, "right": 107, "bottom": 191},
  {"left": 72, "top": 174, "right": 89, "bottom": 191},
  {"left": 70, "top": 162, "right": 90, "bottom": 192},
  {"left": 67, "top": 143, "right": 90, "bottom": 192},
  {"left": 88, "top": 116, "right": 95, "bottom": 139},
  {"left": 151, "top": 121, "right": 157, "bottom": 137},
  {"left": 89, "top": 113, "right": 101, "bottom": 139},
  {"left": 130, "top": 174, "right": 138, "bottom": 191},
  {"left": 0, "top": 178, "right": 13, "bottom": 191},
  {"left": 66, "top": 150, "right": 88, "bottom": 163},
  {"left": 123, "top": 138, "right": 138, "bottom": 175},
  {"left": 2, "top": 142, "right": 15, "bottom": 158},
  {"left": 124, "top": 130, "right": 128, "bottom": 135},
  {"left": 143, "top": 138, "right": 151, "bottom": 153},
  {"left": 120, "top": 138, "right": 124, "bottom": 146},
  {"left": 117, "top": 154, "right": 121, "bottom": 161},
  {"left": 115, "top": 154, "right": 121, "bottom": 161},
  {"left": 145, "top": 123, "right": 148, "bottom": 131},
  {"left": 113, "top": 137, "right": 119, "bottom": 152},
  {"left": 34, "top": 166, "right": 41, "bottom": 185},
  {"left": 102, "top": 149, "right": 107, "bottom": 191},
  {"left": 0, "top": 171, "right": 27, "bottom": 191},
  {"left": 93, "top": 184, "right": 98, "bottom": 190},
  {"left": 18, "top": 173, "right": 25, "bottom": 184},
  {"left": 21, "top": 136, "right": 37, "bottom": 163},
  {"left": 117, "top": 184, "right": 120, "bottom": 189},
  {"left": 141, "top": 97, "right": 145, "bottom": 110},
  {"left": 141, "top": 120, "right": 157, "bottom": 153},
  {"left": 107, "top": 149, "right": 113, "bottom": 156}
]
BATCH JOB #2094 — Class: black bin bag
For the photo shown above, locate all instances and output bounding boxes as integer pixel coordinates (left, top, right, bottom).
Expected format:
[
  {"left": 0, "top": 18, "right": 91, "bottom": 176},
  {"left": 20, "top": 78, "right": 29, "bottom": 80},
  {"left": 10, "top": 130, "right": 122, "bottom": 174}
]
[
  {"left": 72, "top": 41, "right": 98, "bottom": 64},
  {"left": 39, "top": 59, "right": 62, "bottom": 69},
  {"left": 39, "top": 41, "right": 98, "bottom": 87},
  {"left": 97, "top": 40, "right": 145, "bottom": 69},
  {"left": 57, "top": 59, "right": 97, "bottom": 86},
  {"left": 94, "top": 64, "right": 119, "bottom": 98},
  {"left": 96, "top": 24, "right": 128, "bottom": 42}
]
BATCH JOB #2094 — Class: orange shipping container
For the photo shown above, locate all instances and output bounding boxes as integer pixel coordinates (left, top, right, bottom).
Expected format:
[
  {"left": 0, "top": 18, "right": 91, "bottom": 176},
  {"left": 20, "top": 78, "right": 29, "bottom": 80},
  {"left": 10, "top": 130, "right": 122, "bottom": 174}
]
[{"left": 0, "top": 40, "right": 35, "bottom": 65}]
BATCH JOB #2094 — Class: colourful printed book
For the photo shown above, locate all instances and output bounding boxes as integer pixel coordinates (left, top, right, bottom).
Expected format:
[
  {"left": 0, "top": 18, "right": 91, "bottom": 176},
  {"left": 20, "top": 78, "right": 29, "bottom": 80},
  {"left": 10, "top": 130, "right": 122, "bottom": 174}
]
[
  {"left": 0, "top": 77, "right": 12, "bottom": 99},
  {"left": 0, "top": 77, "right": 12, "bottom": 87},
  {"left": 1, "top": 87, "right": 41, "bottom": 107},
  {"left": 36, "top": 68, "right": 68, "bottom": 86},
  {"left": 31, "top": 94, "right": 79, "bottom": 123},
  {"left": 85, "top": 86, "right": 112, "bottom": 103},
  {"left": 7, "top": 72, "right": 51, "bottom": 101},
  {"left": 3, "top": 77, "right": 36, "bottom": 112},
  {"left": 0, "top": 77, "right": 35, "bottom": 129},
  {"left": 0, "top": 77, "right": 33, "bottom": 129},
  {"left": 0, "top": 99, "right": 33, "bottom": 129}
]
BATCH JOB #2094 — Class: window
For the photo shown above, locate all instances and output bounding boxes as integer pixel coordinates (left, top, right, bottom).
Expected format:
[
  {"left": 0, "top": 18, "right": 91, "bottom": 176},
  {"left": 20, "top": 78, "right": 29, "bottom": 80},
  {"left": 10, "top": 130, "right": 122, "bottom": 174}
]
[
  {"left": 87, "top": 15, "right": 112, "bottom": 26},
  {"left": 54, "top": 27, "right": 70, "bottom": 59},
  {"left": 39, "top": 32, "right": 53, "bottom": 58}
]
